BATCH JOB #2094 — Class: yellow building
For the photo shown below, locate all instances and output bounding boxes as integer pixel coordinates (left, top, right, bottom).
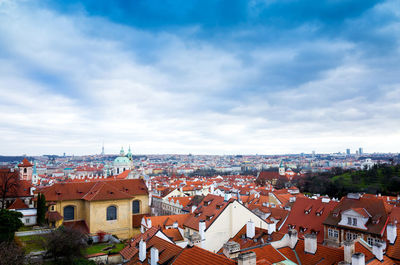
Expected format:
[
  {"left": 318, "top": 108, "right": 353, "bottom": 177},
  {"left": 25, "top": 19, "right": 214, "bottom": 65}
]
[{"left": 40, "top": 179, "right": 149, "bottom": 239}]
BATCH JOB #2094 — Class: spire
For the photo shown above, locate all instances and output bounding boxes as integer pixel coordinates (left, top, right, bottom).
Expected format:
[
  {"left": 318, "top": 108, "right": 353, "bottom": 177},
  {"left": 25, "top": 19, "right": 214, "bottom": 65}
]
[
  {"left": 120, "top": 146, "right": 125, "bottom": 156},
  {"left": 127, "top": 145, "right": 133, "bottom": 160}
]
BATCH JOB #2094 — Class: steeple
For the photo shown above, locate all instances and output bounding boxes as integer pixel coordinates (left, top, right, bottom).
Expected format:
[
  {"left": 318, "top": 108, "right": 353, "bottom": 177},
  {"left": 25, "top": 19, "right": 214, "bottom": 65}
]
[
  {"left": 120, "top": 146, "right": 125, "bottom": 156},
  {"left": 127, "top": 145, "right": 133, "bottom": 160}
]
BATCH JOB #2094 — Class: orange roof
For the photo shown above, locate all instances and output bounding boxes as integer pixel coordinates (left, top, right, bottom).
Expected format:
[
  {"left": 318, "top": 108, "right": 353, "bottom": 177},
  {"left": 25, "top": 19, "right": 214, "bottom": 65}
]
[
  {"left": 172, "top": 246, "right": 236, "bottom": 265},
  {"left": 115, "top": 170, "right": 131, "bottom": 179},
  {"left": 7, "top": 198, "right": 29, "bottom": 209},
  {"left": 163, "top": 228, "right": 184, "bottom": 242},
  {"left": 145, "top": 214, "right": 191, "bottom": 229},
  {"left": 41, "top": 179, "right": 148, "bottom": 201},
  {"left": 183, "top": 194, "right": 231, "bottom": 231},
  {"left": 18, "top": 158, "right": 33, "bottom": 167}
]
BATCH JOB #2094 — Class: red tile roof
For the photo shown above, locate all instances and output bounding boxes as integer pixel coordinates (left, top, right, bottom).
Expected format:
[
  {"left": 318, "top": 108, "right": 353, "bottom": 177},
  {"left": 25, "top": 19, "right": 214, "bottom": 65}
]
[
  {"left": 7, "top": 198, "right": 29, "bottom": 209},
  {"left": 183, "top": 194, "right": 231, "bottom": 231},
  {"left": 323, "top": 195, "right": 390, "bottom": 236},
  {"left": 18, "top": 158, "right": 33, "bottom": 167},
  {"left": 40, "top": 179, "right": 148, "bottom": 201},
  {"left": 163, "top": 228, "right": 184, "bottom": 242},
  {"left": 172, "top": 246, "right": 236, "bottom": 265},
  {"left": 280, "top": 197, "right": 338, "bottom": 243},
  {"left": 46, "top": 211, "right": 63, "bottom": 222},
  {"left": 145, "top": 214, "right": 191, "bottom": 230}
]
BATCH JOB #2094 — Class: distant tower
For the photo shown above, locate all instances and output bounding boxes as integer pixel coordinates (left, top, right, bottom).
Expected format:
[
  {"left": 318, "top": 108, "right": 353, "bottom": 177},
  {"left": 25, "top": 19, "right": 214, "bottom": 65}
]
[
  {"left": 18, "top": 158, "right": 33, "bottom": 181},
  {"left": 101, "top": 142, "right": 105, "bottom": 156},
  {"left": 120, "top": 146, "right": 125, "bottom": 156},
  {"left": 346, "top": 149, "right": 350, "bottom": 155},
  {"left": 359, "top": 147, "right": 363, "bottom": 155},
  {"left": 279, "top": 160, "right": 285, "bottom": 176},
  {"left": 127, "top": 146, "right": 133, "bottom": 161},
  {"left": 312, "top": 150, "right": 316, "bottom": 158}
]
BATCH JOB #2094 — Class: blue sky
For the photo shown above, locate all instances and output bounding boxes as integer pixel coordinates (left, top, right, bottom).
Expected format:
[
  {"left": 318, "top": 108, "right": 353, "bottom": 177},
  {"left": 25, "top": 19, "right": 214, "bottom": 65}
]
[{"left": 0, "top": 0, "right": 399, "bottom": 155}]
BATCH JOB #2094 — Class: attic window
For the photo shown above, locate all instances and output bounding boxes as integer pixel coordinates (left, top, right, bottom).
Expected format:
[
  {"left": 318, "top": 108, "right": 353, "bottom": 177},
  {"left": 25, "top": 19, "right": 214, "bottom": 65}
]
[{"left": 206, "top": 215, "right": 214, "bottom": 221}]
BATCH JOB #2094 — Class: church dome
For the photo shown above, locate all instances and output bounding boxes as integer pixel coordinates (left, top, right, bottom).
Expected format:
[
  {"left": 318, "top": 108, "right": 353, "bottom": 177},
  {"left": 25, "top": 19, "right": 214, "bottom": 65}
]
[{"left": 114, "top": 156, "right": 131, "bottom": 166}]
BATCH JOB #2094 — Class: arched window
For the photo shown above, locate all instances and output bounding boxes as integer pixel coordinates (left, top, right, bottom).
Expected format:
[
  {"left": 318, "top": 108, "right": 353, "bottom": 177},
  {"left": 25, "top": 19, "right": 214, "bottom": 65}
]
[
  {"left": 117, "top": 168, "right": 120, "bottom": 174},
  {"left": 107, "top": 206, "right": 117, "bottom": 220},
  {"left": 24, "top": 168, "right": 27, "bottom": 173},
  {"left": 64, "top": 205, "right": 75, "bottom": 221},
  {"left": 132, "top": 200, "right": 140, "bottom": 214}
]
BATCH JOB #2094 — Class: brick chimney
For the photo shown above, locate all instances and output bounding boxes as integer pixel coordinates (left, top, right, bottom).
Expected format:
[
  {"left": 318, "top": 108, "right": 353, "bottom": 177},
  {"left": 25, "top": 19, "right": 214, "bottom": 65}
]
[
  {"left": 387, "top": 223, "right": 397, "bottom": 244},
  {"left": 139, "top": 239, "right": 146, "bottom": 262},
  {"left": 223, "top": 241, "right": 240, "bottom": 259},
  {"left": 150, "top": 247, "right": 159, "bottom": 265},
  {"left": 288, "top": 229, "right": 298, "bottom": 249},
  {"left": 344, "top": 240, "right": 355, "bottom": 264},
  {"left": 372, "top": 242, "right": 384, "bottom": 261},
  {"left": 246, "top": 220, "right": 255, "bottom": 239},
  {"left": 304, "top": 233, "right": 317, "bottom": 254},
  {"left": 237, "top": 251, "right": 256, "bottom": 265},
  {"left": 351, "top": 252, "right": 365, "bottom": 265}
]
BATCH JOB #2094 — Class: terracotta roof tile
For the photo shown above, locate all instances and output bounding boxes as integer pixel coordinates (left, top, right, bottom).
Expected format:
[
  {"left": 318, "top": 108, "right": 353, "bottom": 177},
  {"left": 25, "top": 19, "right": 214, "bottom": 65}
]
[{"left": 172, "top": 246, "right": 235, "bottom": 265}]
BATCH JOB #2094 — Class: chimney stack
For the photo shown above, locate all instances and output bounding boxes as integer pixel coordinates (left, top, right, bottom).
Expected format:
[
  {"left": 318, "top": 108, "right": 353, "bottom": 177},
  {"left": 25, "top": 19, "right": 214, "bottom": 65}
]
[
  {"left": 288, "top": 229, "right": 298, "bottom": 249},
  {"left": 199, "top": 220, "right": 206, "bottom": 248},
  {"left": 304, "top": 233, "right": 317, "bottom": 254},
  {"left": 372, "top": 242, "right": 384, "bottom": 261},
  {"left": 139, "top": 239, "right": 146, "bottom": 262},
  {"left": 223, "top": 241, "right": 240, "bottom": 259},
  {"left": 344, "top": 240, "right": 355, "bottom": 263},
  {"left": 150, "top": 247, "right": 159, "bottom": 265},
  {"left": 237, "top": 251, "right": 256, "bottom": 265},
  {"left": 351, "top": 252, "right": 365, "bottom": 265},
  {"left": 387, "top": 223, "right": 397, "bottom": 244},
  {"left": 246, "top": 220, "right": 255, "bottom": 239}
]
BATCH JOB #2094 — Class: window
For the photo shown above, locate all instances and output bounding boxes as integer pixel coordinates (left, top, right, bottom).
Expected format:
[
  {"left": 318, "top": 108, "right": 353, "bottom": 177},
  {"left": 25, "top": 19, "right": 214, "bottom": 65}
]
[
  {"left": 352, "top": 218, "right": 357, "bottom": 226},
  {"left": 367, "top": 237, "right": 374, "bottom": 246},
  {"left": 328, "top": 228, "right": 338, "bottom": 238},
  {"left": 132, "top": 200, "right": 140, "bottom": 214},
  {"left": 26, "top": 218, "right": 30, "bottom": 224},
  {"left": 346, "top": 232, "right": 358, "bottom": 241},
  {"left": 64, "top": 206, "right": 75, "bottom": 221},
  {"left": 24, "top": 168, "right": 27, "bottom": 173},
  {"left": 51, "top": 205, "right": 55, "bottom": 211},
  {"left": 347, "top": 217, "right": 352, "bottom": 225},
  {"left": 107, "top": 206, "right": 117, "bottom": 220}
]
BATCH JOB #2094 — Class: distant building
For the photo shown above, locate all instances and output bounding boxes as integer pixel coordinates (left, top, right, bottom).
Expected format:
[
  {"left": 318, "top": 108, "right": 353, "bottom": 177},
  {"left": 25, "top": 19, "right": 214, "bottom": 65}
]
[
  {"left": 346, "top": 149, "right": 350, "bottom": 155},
  {"left": 359, "top": 147, "right": 363, "bottom": 155}
]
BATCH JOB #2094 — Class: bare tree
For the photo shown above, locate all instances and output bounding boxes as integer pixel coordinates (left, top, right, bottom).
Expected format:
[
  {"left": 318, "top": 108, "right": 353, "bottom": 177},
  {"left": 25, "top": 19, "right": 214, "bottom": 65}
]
[
  {"left": 0, "top": 168, "right": 19, "bottom": 210},
  {"left": 0, "top": 241, "right": 25, "bottom": 265}
]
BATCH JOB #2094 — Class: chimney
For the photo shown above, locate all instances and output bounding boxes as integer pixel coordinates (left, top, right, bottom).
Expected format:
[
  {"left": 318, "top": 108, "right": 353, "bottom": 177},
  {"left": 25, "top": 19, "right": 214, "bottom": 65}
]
[
  {"left": 173, "top": 221, "right": 179, "bottom": 228},
  {"left": 246, "top": 220, "right": 255, "bottom": 239},
  {"left": 139, "top": 239, "right": 146, "bottom": 262},
  {"left": 223, "top": 241, "right": 240, "bottom": 259},
  {"left": 372, "top": 242, "right": 384, "bottom": 261},
  {"left": 237, "top": 251, "right": 256, "bottom": 265},
  {"left": 352, "top": 252, "right": 365, "bottom": 265},
  {"left": 288, "top": 229, "right": 298, "bottom": 249},
  {"left": 304, "top": 233, "right": 317, "bottom": 254},
  {"left": 199, "top": 220, "right": 206, "bottom": 248},
  {"left": 387, "top": 223, "right": 397, "bottom": 244},
  {"left": 150, "top": 247, "right": 159, "bottom": 265},
  {"left": 344, "top": 240, "right": 355, "bottom": 263},
  {"left": 147, "top": 218, "right": 152, "bottom": 228}
]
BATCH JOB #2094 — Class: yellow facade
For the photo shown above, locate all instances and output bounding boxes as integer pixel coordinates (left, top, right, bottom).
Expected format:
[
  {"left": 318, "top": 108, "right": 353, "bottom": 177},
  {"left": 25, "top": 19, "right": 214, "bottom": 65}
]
[{"left": 52, "top": 195, "right": 149, "bottom": 239}]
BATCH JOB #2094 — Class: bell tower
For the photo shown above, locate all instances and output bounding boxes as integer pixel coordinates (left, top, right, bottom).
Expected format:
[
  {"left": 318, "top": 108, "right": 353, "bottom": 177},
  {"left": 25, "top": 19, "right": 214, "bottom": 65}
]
[{"left": 18, "top": 158, "right": 33, "bottom": 181}]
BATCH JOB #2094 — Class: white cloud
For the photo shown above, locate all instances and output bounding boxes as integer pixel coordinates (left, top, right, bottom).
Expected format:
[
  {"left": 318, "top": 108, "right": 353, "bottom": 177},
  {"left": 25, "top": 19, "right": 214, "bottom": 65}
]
[{"left": 0, "top": 1, "right": 399, "bottom": 155}]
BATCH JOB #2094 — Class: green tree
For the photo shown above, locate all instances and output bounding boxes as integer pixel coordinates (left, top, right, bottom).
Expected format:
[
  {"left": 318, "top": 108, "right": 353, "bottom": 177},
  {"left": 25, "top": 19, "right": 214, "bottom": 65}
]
[
  {"left": 0, "top": 209, "right": 23, "bottom": 242},
  {"left": 36, "top": 193, "right": 46, "bottom": 226}
]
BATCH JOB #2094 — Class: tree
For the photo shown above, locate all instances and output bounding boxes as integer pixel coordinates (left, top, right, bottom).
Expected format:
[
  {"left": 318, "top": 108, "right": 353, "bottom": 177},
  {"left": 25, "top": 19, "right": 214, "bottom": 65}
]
[
  {"left": 0, "top": 168, "right": 20, "bottom": 210},
  {"left": 0, "top": 241, "right": 25, "bottom": 265},
  {"left": 45, "top": 226, "right": 88, "bottom": 264},
  {"left": 36, "top": 193, "right": 46, "bottom": 226},
  {"left": 0, "top": 209, "right": 23, "bottom": 242}
]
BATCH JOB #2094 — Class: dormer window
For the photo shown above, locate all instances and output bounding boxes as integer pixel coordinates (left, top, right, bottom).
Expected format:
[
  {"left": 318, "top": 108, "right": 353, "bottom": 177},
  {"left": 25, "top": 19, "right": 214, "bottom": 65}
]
[
  {"left": 347, "top": 217, "right": 351, "bottom": 225},
  {"left": 353, "top": 218, "right": 357, "bottom": 226}
]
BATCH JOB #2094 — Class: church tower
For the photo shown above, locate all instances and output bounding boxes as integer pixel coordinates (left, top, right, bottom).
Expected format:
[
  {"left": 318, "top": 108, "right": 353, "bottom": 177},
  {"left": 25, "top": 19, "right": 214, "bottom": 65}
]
[
  {"left": 18, "top": 158, "right": 33, "bottom": 181},
  {"left": 279, "top": 160, "right": 285, "bottom": 176}
]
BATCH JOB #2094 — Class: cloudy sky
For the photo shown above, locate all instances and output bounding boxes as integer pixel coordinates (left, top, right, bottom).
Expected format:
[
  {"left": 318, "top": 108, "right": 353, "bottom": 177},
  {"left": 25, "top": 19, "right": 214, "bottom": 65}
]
[{"left": 0, "top": 0, "right": 399, "bottom": 156}]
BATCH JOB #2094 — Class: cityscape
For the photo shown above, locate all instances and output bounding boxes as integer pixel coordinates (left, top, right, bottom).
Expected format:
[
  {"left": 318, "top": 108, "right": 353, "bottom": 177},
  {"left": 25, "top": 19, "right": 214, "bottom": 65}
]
[{"left": 1, "top": 0, "right": 400, "bottom": 265}]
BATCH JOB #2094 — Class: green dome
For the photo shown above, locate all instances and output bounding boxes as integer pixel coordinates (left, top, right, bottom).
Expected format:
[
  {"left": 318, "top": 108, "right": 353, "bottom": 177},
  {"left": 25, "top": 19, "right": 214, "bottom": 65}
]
[{"left": 114, "top": 156, "right": 131, "bottom": 165}]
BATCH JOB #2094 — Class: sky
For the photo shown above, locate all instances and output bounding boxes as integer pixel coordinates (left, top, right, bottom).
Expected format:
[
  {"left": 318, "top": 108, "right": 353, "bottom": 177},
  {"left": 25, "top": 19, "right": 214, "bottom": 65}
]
[{"left": 0, "top": 0, "right": 399, "bottom": 156}]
